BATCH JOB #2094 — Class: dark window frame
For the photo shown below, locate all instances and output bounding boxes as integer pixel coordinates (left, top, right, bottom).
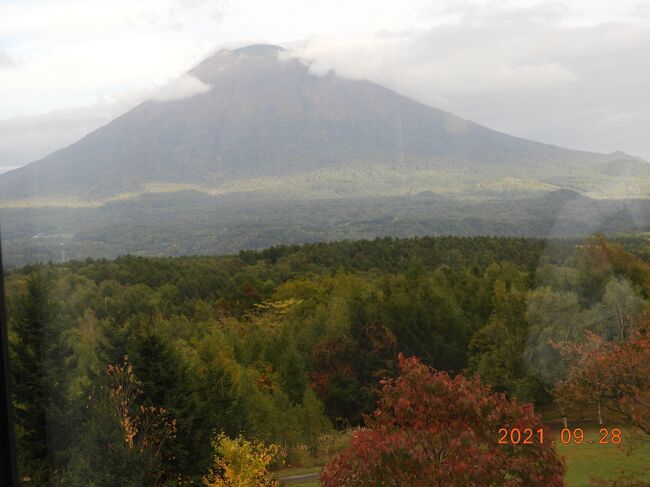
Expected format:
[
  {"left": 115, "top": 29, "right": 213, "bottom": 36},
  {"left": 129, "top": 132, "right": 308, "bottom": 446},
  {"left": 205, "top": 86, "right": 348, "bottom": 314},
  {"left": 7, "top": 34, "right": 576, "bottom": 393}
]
[{"left": 0, "top": 230, "right": 18, "bottom": 486}]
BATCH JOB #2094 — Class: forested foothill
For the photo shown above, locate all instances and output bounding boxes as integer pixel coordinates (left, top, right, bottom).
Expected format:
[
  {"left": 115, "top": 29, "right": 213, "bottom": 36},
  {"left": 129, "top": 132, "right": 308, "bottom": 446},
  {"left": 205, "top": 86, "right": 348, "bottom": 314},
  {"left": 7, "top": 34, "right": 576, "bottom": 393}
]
[{"left": 6, "top": 234, "right": 650, "bottom": 485}]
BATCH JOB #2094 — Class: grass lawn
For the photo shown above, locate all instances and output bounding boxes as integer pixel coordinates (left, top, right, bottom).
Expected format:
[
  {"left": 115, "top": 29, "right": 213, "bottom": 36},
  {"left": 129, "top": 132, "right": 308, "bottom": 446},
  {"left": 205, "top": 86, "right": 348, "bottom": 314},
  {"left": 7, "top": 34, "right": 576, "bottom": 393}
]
[{"left": 556, "top": 427, "right": 650, "bottom": 486}]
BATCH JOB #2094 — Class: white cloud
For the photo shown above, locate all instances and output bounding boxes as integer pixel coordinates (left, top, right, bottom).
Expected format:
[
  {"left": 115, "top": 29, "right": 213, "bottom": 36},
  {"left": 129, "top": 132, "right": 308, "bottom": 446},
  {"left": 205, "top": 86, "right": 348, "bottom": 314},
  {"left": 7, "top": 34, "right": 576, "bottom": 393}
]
[
  {"left": 0, "top": 0, "right": 229, "bottom": 37},
  {"left": 634, "top": 3, "right": 650, "bottom": 17},
  {"left": 292, "top": 36, "right": 577, "bottom": 98},
  {"left": 148, "top": 74, "right": 211, "bottom": 102},
  {"left": 0, "top": 101, "right": 129, "bottom": 167},
  {"left": 287, "top": 17, "right": 650, "bottom": 158},
  {"left": 0, "top": 0, "right": 227, "bottom": 118},
  {"left": 0, "top": 74, "right": 212, "bottom": 167},
  {"left": 0, "top": 50, "right": 14, "bottom": 67}
]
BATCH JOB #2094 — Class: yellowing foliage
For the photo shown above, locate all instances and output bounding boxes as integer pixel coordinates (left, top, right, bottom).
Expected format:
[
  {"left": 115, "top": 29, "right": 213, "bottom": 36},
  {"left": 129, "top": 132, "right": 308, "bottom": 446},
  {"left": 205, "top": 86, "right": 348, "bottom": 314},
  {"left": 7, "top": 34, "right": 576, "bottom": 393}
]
[{"left": 203, "top": 433, "right": 283, "bottom": 487}]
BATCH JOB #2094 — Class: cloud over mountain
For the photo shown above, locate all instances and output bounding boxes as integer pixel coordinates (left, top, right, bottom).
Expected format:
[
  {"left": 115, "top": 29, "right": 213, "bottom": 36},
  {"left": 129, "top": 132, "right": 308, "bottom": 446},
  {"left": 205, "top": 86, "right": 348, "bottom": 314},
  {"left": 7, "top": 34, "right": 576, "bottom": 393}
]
[
  {"left": 0, "top": 44, "right": 647, "bottom": 207},
  {"left": 2, "top": 1, "right": 649, "bottom": 169},
  {"left": 149, "top": 74, "right": 211, "bottom": 102}
]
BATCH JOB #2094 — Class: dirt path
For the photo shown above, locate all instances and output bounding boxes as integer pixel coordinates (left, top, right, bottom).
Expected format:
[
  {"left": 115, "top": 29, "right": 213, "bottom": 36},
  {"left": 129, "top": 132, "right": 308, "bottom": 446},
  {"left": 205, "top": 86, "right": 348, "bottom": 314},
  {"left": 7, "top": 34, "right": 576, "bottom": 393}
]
[{"left": 278, "top": 471, "right": 320, "bottom": 484}]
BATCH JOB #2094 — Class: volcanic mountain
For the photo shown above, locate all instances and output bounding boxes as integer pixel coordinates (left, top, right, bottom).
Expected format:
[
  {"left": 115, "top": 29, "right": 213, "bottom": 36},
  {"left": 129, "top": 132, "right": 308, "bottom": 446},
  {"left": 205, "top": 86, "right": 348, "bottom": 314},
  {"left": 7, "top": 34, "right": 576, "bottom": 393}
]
[{"left": 0, "top": 44, "right": 648, "bottom": 207}]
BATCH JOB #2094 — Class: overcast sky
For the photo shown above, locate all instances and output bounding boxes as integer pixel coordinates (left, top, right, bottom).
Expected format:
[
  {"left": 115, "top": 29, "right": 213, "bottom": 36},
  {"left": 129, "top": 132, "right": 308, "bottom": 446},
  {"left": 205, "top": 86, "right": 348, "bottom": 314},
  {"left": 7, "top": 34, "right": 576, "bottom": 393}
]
[{"left": 1, "top": 0, "right": 649, "bottom": 172}]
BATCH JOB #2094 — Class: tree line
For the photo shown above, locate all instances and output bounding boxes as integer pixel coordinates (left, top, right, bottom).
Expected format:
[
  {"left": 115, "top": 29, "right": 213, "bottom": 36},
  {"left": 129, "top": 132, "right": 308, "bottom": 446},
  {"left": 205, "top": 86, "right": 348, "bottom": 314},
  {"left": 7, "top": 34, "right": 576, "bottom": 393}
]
[{"left": 5, "top": 235, "right": 650, "bottom": 485}]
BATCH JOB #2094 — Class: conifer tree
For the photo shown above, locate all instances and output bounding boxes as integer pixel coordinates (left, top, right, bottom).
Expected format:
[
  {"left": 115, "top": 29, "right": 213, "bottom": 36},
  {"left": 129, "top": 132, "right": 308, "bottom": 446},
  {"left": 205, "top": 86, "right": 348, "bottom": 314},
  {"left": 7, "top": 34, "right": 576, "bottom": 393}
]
[{"left": 11, "top": 272, "right": 74, "bottom": 484}]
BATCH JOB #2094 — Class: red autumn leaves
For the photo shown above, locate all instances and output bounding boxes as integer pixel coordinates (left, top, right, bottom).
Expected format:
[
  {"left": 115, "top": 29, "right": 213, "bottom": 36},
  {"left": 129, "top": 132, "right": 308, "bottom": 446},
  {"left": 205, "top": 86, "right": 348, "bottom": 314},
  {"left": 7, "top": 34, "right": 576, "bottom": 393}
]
[{"left": 321, "top": 354, "right": 565, "bottom": 487}]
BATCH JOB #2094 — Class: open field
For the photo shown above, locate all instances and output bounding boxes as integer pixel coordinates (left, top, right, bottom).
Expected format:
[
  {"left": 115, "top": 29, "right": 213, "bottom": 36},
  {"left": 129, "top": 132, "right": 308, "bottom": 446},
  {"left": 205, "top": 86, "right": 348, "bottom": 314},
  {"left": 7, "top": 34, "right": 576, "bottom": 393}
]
[{"left": 557, "top": 427, "right": 650, "bottom": 486}]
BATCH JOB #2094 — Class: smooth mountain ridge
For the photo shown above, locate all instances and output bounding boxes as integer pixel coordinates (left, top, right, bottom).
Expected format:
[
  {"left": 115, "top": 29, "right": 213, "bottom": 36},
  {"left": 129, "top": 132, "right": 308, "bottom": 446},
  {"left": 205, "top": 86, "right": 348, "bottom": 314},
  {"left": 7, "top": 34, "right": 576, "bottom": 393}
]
[{"left": 0, "top": 44, "right": 647, "bottom": 207}]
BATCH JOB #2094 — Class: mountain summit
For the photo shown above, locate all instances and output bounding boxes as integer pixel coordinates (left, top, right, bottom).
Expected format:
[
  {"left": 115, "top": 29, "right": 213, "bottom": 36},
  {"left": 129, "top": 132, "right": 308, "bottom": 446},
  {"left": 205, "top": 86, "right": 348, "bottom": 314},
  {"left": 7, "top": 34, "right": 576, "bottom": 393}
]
[{"left": 0, "top": 44, "right": 646, "bottom": 206}]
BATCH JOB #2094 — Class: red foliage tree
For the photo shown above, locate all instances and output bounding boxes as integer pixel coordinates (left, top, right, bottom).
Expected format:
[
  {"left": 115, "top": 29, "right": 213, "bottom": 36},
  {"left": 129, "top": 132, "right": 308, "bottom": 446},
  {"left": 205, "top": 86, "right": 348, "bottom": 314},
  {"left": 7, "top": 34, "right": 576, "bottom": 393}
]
[
  {"left": 321, "top": 354, "right": 565, "bottom": 487},
  {"left": 556, "top": 328, "right": 650, "bottom": 437}
]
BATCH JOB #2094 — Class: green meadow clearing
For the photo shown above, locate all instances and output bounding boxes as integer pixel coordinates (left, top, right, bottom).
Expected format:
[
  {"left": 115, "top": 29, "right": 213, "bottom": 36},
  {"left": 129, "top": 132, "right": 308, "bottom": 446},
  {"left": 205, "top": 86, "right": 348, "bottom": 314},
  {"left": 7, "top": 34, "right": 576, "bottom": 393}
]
[{"left": 557, "top": 427, "right": 650, "bottom": 486}]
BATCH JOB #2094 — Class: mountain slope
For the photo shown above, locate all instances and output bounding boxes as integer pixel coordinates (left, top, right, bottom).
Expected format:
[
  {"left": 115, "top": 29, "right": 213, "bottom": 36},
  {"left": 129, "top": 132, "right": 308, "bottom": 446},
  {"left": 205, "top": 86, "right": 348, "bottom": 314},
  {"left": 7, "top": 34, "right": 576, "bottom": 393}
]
[{"left": 0, "top": 44, "right": 646, "bottom": 206}]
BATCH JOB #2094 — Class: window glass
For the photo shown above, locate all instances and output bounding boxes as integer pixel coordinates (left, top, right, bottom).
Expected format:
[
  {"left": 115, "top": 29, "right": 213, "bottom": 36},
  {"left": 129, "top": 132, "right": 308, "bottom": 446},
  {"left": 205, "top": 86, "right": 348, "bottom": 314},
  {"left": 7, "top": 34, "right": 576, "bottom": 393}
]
[{"left": 2, "top": 2, "right": 650, "bottom": 485}]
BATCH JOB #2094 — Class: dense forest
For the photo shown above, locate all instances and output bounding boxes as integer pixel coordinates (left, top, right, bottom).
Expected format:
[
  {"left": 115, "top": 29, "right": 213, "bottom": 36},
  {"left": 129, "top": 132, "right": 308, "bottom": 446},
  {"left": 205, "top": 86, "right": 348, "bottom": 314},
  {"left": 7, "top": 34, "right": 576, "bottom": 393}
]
[
  {"left": 3, "top": 189, "right": 650, "bottom": 269},
  {"left": 5, "top": 235, "right": 650, "bottom": 485}
]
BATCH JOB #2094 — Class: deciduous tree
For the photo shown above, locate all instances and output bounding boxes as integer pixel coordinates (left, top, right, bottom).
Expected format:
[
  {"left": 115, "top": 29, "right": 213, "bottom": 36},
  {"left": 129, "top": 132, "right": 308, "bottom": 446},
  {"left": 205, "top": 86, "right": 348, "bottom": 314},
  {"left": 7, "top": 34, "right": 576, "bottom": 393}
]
[
  {"left": 556, "top": 328, "right": 650, "bottom": 438},
  {"left": 321, "top": 354, "right": 565, "bottom": 487}
]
